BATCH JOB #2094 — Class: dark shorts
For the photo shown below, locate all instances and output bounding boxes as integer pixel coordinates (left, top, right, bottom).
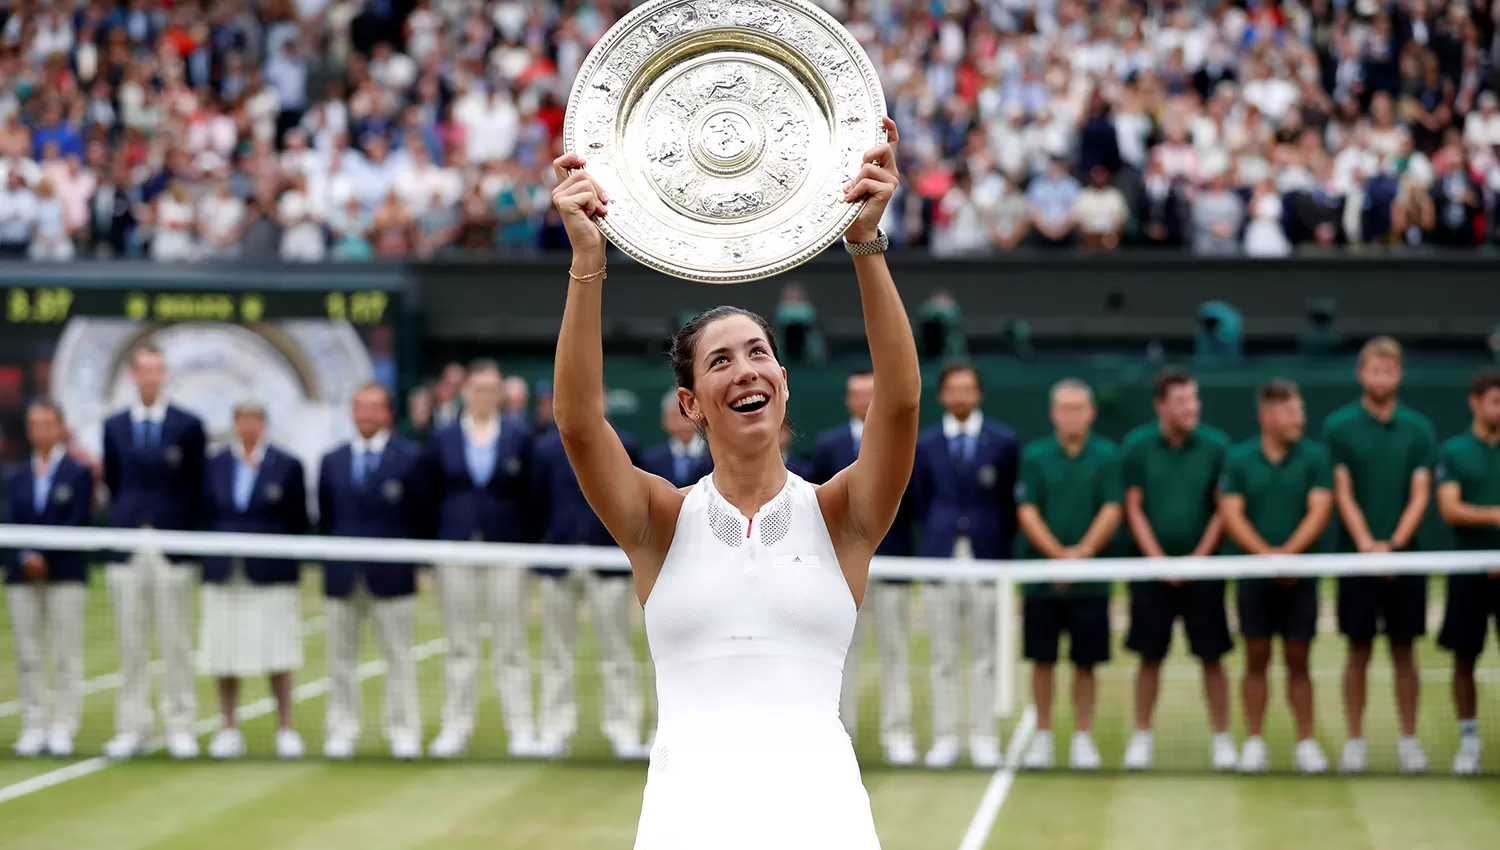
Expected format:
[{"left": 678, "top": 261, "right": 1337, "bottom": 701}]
[
  {"left": 1125, "top": 580, "right": 1233, "bottom": 662},
  {"left": 1337, "top": 574, "right": 1428, "bottom": 644},
  {"left": 1023, "top": 596, "right": 1111, "bottom": 667},
  {"left": 1437, "top": 574, "right": 1500, "bottom": 659},
  {"left": 1237, "top": 579, "right": 1318, "bottom": 642}
]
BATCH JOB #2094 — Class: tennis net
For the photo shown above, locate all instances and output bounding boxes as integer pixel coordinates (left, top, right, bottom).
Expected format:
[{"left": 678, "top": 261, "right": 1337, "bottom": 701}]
[{"left": 0, "top": 524, "right": 1495, "bottom": 775}]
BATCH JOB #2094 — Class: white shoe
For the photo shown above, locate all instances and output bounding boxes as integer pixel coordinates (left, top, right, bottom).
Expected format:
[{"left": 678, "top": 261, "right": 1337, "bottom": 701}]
[
  {"left": 925, "top": 736, "right": 960, "bottom": 769},
  {"left": 1238, "top": 737, "right": 1269, "bottom": 773},
  {"left": 166, "top": 732, "right": 200, "bottom": 760},
  {"left": 207, "top": 728, "right": 245, "bottom": 760},
  {"left": 104, "top": 733, "right": 144, "bottom": 760},
  {"left": 610, "top": 736, "right": 649, "bottom": 760},
  {"left": 428, "top": 730, "right": 468, "bottom": 759},
  {"left": 1339, "top": 738, "right": 1368, "bottom": 774},
  {"left": 276, "top": 729, "right": 305, "bottom": 760},
  {"left": 46, "top": 729, "right": 74, "bottom": 758},
  {"left": 883, "top": 735, "right": 918, "bottom": 767},
  {"left": 1211, "top": 733, "right": 1238, "bottom": 771},
  {"left": 507, "top": 734, "right": 540, "bottom": 759},
  {"left": 970, "top": 735, "right": 1002, "bottom": 769},
  {"left": 1397, "top": 736, "right": 1428, "bottom": 774},
  {"left": 1294, "top": 739, "right": 1329, "bottom": 774},
  {"left": 1452, "top": 737, "right": 1482, "bottom": 776},
  {"left": 14, "top": 729, "right": 47, "bottom": 758},
  {"left": 323, "top": 735, "right": 356, "bottom": 760},
  {"left": 1021, "top": 731, "right": 1054, "bottom": 770},
  {"left": 390, "top": 733, "right": 423, "bottom": 760},
  {"left": 1069, "top": 732, "right": 1102, "bottom": 771},
  {"left": 534, "top": 737, "right": 570, "bottom": 760},
  {"left": 1123, "top": 731, "right": 1153, "bottom": 770}
]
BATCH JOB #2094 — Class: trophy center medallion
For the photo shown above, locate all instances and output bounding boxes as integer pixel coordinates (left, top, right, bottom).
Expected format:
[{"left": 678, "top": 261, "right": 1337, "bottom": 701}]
[{"left": 690, "top": 104, "right": 764, "bottom": 176}]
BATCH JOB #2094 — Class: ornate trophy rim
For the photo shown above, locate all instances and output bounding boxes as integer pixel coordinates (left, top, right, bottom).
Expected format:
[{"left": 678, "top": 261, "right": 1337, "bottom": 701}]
[{"left": 563, "top": 0, "right": 886, "bottom": 283}]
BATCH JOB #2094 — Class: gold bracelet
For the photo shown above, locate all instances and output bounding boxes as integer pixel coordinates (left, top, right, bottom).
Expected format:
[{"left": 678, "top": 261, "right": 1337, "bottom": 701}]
[{"left": 568, "top": 264, "right": 607, "bottom": 284}]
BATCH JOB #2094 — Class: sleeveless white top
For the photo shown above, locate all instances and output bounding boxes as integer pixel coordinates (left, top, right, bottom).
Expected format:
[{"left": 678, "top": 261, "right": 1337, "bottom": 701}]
[{"left": 636, "top": 472, "right": 880, "bottom": 850}]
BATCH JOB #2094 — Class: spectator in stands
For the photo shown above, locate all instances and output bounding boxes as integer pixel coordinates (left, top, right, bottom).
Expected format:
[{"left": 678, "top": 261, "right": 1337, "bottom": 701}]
[
  {"left": 278, "top": 171, "right": 326, "bottom": 262},
  {"left": 1219, "top": 380, "right": 1333, "bottom": 775},
  {"left": 199, "top": 400, "right": 310, "bottom": 761},
  {"left": 1242, "top": 178, "right": 1291, "bottom": 257},
  {"left": 1119, "top": 368, "right": 1235, "bottom": 771},
  {"left": 5, "top": 399, "right": 94, "bottom": 759},
  {"left": 328, "top": 194, "right": 373, "bottom": 261},
  {"left": 1027, "top": 156, "right": 1080, "bottom": 248},
  {"left": 101, "top": 344, "right": 207, "bottom": 761},
  {"left": 911, "top": 360, "right": 1017, "bottom": 770},
  {"left": 1073, "top": 166, "right": 1129, "bottom": 252},
  {"left": 317, "top": 383, "right": 432, "bottom": 760},
  {"left": 0, "top": 170, "right": 37, "bottom": 258},
  {"left": 1434, "top": 368, "right": 1500, "bottom": 777},
  {"left": 150, "top": 180, "right": 198, "bottom": 262},
  {"left": 1322, "top": 337, "right": 1434, "bottom": 774},
  {"left": 1193, "top": 169, "right": 1246, "bottom": 255},
  {"left": 813, "top": 368, "right": 916, "bottom": 767},
  {"left": 426, "top": 360, "right": 540, "bottom": 761},
  {"left": 501, "top": 377, "right": 530, "bottom": 421},
  {"left": 1429, "top": 147, "right": 1484, "bottom": 245},
  {"left": 27, "top": 178, "right": 73, "bottom": 261},
  {"left": 432, "top": 362, "right": 465, "bottom": 427},
  {"left": 197, "top": 175, "right": 247, "bottom": 260},
  {"left": 1016, "top": 379, "right": 1121, "bottom": 772},
  {"left": 1134, "top": 158, "right": 1188, "bottom": 249}
]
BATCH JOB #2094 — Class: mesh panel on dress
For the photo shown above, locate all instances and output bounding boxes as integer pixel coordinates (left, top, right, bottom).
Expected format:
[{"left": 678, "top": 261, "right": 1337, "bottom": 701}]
[
  {"left": 707, "top": 497, "right": 744, "bottom": 548},
  {"left": 756, "top": 492, "right": 794, "bottom": 547}
]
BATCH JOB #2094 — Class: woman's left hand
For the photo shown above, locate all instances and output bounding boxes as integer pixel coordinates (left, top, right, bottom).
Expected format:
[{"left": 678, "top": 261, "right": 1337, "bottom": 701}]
[{"left": 843, "top": 116, "right": 900, "bottom": 243}]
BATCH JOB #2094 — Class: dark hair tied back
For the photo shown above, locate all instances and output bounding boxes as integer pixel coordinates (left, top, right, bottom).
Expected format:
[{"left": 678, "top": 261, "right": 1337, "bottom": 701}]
[{"left": 668, "top": 306, "right": 780, "bottom": 434}]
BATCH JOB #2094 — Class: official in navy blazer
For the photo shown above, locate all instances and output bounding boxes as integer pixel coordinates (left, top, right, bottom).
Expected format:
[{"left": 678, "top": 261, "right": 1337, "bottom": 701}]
[
  {"left": 425, "top": 361, "right": 540, "bottom": 761},
  {"left": 530, "top": 412, "right": 647, "bottom": 760},
  {"left": 317, "top": 383, "right": 434, "bottom": 761},
  {"left": 910, "top": 360, "right": 1020, "bottom": 770},
  {"left": 641, "top": 390, "right": 712, "bottom": 488},
  {"left": 5, "top": 400, "right": 93, "bottom": 758},
  {"left": 780, "top": 419, "right": 814, "bottom": 480},
  {"left": 99, "top": 344, "right": 207, "bottom": 761},
  {"left": 199, "top": 401, "right": 310, "bottom": 761},
  {"left": 809, "top": 367, "right": 918, "bottom": 765}
]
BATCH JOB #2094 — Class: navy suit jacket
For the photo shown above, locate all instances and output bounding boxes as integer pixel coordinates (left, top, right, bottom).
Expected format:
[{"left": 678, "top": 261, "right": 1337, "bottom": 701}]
[
  {"left": 640, "top": 441, "right": 712, "bottom": 489},
  {"left": 809, "top": 422, "right": 915, "bottom": 559},
  {"left": 531, "top": 425, "right": 639, "bottom": 576},
  {"left": 317, "top": 436, "right": 434, "bottom": 598},
  {"left": 102, "top": 405, "right": 207, "bottom": 562},
  {"left": 202, "top": 445, "right": 309, "bottom": 584},
  {"left": 426, "top": 417, "right": 535, "bottom": 543},
  {"left": 4, "top": 455, "right": 94, "bottom": 583},
  {"left": 784, "top": 453, "right": 815, "bottom": 481},
  {"left": 911, "top": 418, "right": 1020, "bottom": 561}
]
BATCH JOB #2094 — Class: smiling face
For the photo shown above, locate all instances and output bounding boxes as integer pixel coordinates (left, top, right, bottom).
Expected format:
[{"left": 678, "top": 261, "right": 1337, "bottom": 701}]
[{"left": 677, "top": 313, "right": 788, "bottom": 451}]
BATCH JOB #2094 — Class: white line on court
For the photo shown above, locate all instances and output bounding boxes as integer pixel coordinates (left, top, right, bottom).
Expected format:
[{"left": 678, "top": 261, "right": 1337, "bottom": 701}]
[
  {"left": 0, "top": 616, "right": 329, "bottom": 720},
  {"left": 957, "top": 705, "right": 1036, "bottom": 850},
  {"left": 0, "top": 634, "right": 446, "bottom": 806}
]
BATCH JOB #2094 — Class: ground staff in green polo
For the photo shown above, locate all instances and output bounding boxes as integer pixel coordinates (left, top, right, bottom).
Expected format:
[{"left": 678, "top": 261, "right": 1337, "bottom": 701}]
[
  {"left": 1219, "top": 380, "right": 1333, "bottom": 775},
  {"left": 1434, "top": 368, "right": 1500, "bottom": 776},
  {"left": 1015, "top": 379, "right": 1122, "bottom": 772},
  {"left": 1119, "top": 368, "right": 1235, "bottom": 771},
  {"left": 1321, "top": 336, "right": 1434, "bottom": 774}
]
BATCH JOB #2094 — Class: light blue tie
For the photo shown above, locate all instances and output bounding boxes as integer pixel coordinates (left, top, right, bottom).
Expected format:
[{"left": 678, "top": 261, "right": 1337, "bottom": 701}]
[
  {"left": 33, "top": 467, "right": 49, "bottom": 514},
  {"left": 674, "top": 453, "right": 691, "bottom": 484},
  {"left": 364, "top": 450, "right": 379, "bottom": 485}
]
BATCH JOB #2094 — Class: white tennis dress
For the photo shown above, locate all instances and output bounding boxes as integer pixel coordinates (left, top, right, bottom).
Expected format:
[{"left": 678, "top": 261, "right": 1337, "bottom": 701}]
[{"left": 636, "top": 472, "right": 881, "bottom": 850}]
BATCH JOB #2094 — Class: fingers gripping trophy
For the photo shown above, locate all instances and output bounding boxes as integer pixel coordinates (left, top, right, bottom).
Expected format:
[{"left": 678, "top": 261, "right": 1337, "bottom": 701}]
[{"left": 551, "top": 1, "right": 921, "bottom": 848}]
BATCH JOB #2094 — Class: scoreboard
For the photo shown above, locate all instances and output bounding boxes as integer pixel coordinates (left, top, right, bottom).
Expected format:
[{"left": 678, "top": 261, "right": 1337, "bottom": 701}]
[{"left": 4, "top": 284, "right": 400, "bottom": 326}]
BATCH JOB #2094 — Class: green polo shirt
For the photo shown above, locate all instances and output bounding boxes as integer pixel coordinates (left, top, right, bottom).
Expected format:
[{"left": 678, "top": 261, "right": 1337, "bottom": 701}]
[
  {"left": 1120, "top": 422, "right": 1230, "bottom": 557},
  {"left": 1015, "top": 435, "right": 1121, "bottom": 598},
  {"left": 1321, "top": 402, "right": 1436, "bottom": 551},
  {"left": 1220, "top": 438, "right": 1332, "bottom": 576},
  {"left": 1436, "top": 430, "right": 1500, "bottom": 551}
]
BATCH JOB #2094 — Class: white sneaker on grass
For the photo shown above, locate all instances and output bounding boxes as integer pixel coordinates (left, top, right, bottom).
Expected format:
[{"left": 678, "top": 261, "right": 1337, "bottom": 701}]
[
  {"left": 969, "top": 736, "right": 1002, "bottom": 769},
  {"left": 428, "top": 729, "right": 468, "bottom": 759},
  {"left": 1211, "top": 733, "right": 1238, "bottom": 771},
  {"left": 207, "top": 728, "right": 245, "bottom": 760},
  {"left": 1022, "top": 731, "right": 1054, "bottom": 770},
  {"left": 1238, "top": 736, "right": 1269, "bottom": 773},
  {"left": 276, "top": 729, "right": 305, "bottom": 760},
  {"left": 104, "top": 733, "right": 143, "bottom": 760},
  {"left": 323, "top": 735, "right": 356, "bottom": 760},
  {"left": 925, "top": 736, "right": 960, "bottom": 769},
  {"left": 1452, "top": 737, "right": 1482, "bottom": 776},
  {"left": 1294, "top": 739, "right": 1328, "bottom": 774},
  {"left": 1122, "top": 731, "right": 1153, "bottom": 770},
  {"left": 14, "top": 729, "right": 47, "bottom": 758},
  {"left": 166, "top": 732, "right": 200, "bottom": 760},
  {"left": 883, "top": 735, "right": 918, "bottom": 767},
  {"left": 46, "top": 728, "right": 74, "bottom": 758},
  {"left": 1069, "top": 733, "right": 1102, "bottom": 771},
  {"left": 1339, "top": 738, "right": 1367, "bottom": 774},
  {"left": 1397, "top": 736, "right": 1428, "bottom": 774}
]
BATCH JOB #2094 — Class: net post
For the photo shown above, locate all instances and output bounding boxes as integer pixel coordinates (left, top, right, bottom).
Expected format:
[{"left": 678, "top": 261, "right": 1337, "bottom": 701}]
[{"left": 995, "top": 566, "right": 1017, "bottom": 719}]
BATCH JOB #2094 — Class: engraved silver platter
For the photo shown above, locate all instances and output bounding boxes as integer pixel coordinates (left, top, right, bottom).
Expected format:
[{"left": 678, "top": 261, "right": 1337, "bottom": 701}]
[{"left": 563, "top": 0, "right": 887, "bottom": 283}]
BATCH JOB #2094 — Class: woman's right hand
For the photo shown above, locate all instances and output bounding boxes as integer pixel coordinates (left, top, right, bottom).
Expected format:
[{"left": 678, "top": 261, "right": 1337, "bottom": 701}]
[{"left": 551, "top": 153, "right": 608, "bottom": 259}]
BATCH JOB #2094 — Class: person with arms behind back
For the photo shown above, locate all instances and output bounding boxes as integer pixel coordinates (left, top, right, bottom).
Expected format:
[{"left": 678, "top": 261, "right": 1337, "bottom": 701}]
[
  {"left": 548, "top": 116, "right": 915, "bottom": 849},
  {"left": 910, "top": 359, "right": 1019, "bottom": 769},
  {"left": 1016, "top": 379, "right": 1121, "bottom": 771},
  {"left": 198, "top": 400, "right": 310, "bottom": 760},
  {"left": 1119, "top": 367, "right": 1235, "bottom": 771},
  {"left": 1219, "top": 380, "right": 1333, "bottom": 774},
  {"left": 101, "top": 344, "right": 207, "bottom": 761},
  {"left": 5, "top": 400, "right": 93, "bottom": 758},
  {"left": 812, "top": 366, "right": 917, "bottom": 766},
  {"left": 1322, "top": 336, "right": 1434, "bottom": 774},
  {"left": 1434, "top": 368, "right": 1500, "bottom": 775}
]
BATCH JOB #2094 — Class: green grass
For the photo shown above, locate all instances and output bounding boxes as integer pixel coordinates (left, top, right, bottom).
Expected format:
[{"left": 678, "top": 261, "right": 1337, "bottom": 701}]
[{"left": 1, "top": 573, "right": 1498, "bottom": 848}]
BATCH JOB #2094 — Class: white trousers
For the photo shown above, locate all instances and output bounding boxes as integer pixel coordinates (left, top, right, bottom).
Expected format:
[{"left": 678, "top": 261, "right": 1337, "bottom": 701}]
[
  {"left": 839, "top": 582, "right": 914, "bottom": 744},
  {"left": 324, "top": 586, "right": 420, "bottom": 743},
  {"left": 925, "top": 539, "right": 997, "bottom": 742},
  {"left": 435, "top": 563, "right": 536, "bottom": 741},
  {"left": 538, "top": 571, "right": 643, "bottom": 746},
  {"left": 106, "top": 550, "right": 198, "bottom": 738},
  {"left": 7, "top": 583, "right": 86, "bottom": 735}
]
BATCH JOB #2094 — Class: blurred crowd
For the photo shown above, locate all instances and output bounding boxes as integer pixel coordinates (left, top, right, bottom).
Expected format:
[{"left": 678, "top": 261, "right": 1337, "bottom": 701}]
[{"left": 0, "top": 0, "right": 1497, "bottom": 262}]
